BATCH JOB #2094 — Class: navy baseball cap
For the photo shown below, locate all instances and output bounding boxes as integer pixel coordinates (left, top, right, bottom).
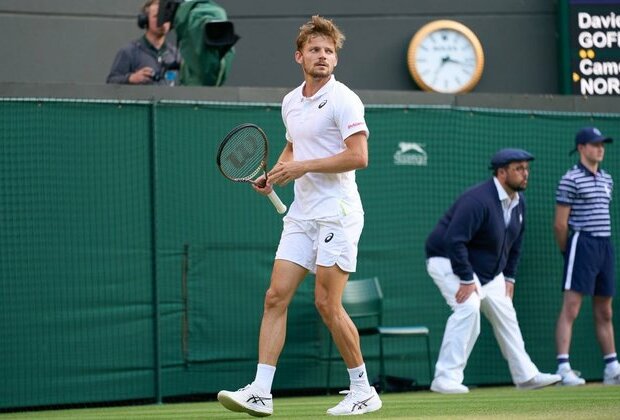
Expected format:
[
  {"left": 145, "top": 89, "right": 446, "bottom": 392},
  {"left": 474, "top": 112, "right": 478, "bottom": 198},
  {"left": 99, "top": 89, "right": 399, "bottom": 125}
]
[
  {"left": 570, "top": 126, "right": 613, "bottom": 154},
  {"left": 489, "top": 148, "right": 534, "bottom": 170}
]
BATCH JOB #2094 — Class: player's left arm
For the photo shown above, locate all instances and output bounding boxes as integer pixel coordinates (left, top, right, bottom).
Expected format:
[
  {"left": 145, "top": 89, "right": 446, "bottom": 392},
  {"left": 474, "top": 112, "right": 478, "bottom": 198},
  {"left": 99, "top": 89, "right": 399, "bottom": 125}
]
[{"left": 268, "top": 131, "right": 368, "bottom": 186}]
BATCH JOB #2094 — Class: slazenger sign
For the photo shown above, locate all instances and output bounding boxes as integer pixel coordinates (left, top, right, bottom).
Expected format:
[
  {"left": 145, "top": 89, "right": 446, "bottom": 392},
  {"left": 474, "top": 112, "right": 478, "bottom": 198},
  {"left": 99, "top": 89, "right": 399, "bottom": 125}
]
[{"left": 394, "top": 142, "right": 428, "bottom": 166}]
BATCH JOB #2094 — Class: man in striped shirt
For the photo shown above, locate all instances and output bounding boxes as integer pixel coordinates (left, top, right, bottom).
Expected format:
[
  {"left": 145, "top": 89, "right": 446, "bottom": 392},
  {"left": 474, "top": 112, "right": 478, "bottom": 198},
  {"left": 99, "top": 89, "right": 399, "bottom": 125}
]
[{"left": 554, "top": 126, "right": 620, "bottom": 386}]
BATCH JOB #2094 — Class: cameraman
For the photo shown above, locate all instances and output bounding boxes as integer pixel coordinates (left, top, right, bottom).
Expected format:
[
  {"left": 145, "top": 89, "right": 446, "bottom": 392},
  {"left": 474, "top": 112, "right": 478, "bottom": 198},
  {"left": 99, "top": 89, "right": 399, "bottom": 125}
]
[{"left": 107, "top": 0, "right": 181, "bottom": 85}]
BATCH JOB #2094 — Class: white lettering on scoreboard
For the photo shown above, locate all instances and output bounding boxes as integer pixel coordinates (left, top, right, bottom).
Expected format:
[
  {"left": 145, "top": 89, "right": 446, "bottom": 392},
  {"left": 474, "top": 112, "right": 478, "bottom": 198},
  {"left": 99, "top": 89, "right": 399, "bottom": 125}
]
[{"left": 575, "top": 12, "right": 620, "bottom": 95}]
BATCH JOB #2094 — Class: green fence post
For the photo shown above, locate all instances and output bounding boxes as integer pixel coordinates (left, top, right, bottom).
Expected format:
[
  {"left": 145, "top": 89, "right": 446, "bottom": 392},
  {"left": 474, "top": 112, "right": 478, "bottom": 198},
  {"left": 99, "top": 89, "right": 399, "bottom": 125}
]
[{"left": 149, "top": 100, "right": 163, "bottom": 404}]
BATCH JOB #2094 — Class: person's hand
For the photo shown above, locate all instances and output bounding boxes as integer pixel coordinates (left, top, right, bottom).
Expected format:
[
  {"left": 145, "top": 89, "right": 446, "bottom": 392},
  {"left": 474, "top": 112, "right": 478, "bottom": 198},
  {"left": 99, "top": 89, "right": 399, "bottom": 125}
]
[
  {"left": 505, "top": 281, "right": 514, "bottom": 299},
  {"left": 128, "top": 67, "right": 154, "bottom": 84},
  {"left": 455, "top": 283, "right": 476, "bottom": 304},
  {"left": 268, "top": 161, "right": 306, "bottom": 186},
  {"left": 252, "top": 174, "right": 273, "bottom": 196}
]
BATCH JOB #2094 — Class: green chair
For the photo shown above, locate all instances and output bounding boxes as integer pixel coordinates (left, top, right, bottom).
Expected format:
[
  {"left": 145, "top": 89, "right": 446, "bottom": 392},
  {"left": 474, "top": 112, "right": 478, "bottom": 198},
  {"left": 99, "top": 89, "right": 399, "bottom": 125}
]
[{"left": 325, "top": 277, "right": 432, "bottom": 393}]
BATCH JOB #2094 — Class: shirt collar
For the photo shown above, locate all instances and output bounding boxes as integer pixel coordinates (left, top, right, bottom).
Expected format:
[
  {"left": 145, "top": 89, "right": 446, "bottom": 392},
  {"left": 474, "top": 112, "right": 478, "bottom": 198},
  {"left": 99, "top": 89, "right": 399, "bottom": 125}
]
[
  {"left": 493, "top": 177, "right": 519, "bottom": 206},
  {"left": 576, "top": 161, "right": 600, "bottom": 177},
  {"left": 140, "top": 35, "right": 166, "bottom": 53},
  {"left": 299, "top": 75, "right": 336, "bottom": 101}
]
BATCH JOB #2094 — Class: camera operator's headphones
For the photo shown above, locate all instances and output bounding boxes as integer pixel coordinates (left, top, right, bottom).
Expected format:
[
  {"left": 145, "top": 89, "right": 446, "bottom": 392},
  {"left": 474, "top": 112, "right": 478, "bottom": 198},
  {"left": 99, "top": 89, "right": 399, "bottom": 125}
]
[{"left": 137, "top": 12, "right": 148, "bottom": 29}]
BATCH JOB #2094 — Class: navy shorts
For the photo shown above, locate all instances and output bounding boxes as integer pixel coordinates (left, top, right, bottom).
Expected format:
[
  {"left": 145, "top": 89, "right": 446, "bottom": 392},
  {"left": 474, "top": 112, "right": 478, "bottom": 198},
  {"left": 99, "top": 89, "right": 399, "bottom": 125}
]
[{"left": 562, "top": 232, "right": 616, "bottom": 297}]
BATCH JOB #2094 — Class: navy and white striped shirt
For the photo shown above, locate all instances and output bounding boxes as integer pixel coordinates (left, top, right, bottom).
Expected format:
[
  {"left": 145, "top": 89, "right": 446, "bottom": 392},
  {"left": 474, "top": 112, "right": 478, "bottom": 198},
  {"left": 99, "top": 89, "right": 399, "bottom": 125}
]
[{"left": 556, "top": 162, "right": 613, "bottom": 237}]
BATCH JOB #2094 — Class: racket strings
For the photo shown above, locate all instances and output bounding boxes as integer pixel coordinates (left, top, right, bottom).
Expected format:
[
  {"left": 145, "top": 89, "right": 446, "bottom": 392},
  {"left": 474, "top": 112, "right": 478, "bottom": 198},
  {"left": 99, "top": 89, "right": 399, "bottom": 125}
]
[{"left": 219, "top": 128, "right": 267, "bottom": 181}]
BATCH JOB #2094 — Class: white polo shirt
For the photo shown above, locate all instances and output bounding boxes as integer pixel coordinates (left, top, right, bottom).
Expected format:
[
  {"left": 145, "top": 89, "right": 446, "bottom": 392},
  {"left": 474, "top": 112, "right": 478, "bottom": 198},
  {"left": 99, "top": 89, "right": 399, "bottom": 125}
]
[{"left": 281, "top": 76, "right": 369, "bottom": 219}]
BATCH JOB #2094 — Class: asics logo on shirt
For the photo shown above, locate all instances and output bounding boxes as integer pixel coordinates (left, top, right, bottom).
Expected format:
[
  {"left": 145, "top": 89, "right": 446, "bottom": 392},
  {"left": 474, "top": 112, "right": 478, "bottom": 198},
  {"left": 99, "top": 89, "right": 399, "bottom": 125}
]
[
  {"left": 318, "top": 100, "right": 328, "bottom": 109},
  {"left": 325, "top": 233, "right": 334, "bottom": 243}
]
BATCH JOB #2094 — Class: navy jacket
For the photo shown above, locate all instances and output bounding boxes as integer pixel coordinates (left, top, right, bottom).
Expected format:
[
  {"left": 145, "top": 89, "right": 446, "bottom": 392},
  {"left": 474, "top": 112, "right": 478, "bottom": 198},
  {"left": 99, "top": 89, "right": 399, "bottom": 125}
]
[{"left": 425, "top": 179, "right": 526, "bottom": 285}]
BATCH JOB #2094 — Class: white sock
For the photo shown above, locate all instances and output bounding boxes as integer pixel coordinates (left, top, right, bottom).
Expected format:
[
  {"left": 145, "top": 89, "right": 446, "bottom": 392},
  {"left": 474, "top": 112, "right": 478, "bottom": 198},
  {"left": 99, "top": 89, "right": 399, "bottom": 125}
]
[
  {"left": 557, "top": 362, "right": 571, "bottom": 372},
  {"left": 603, "top": 353, "right": 619, "bottom": 373},
  {"left": 252, "top": 363, "right": 276, "bottom": 394},
  {"left": 557, "top": 354, "right": 570, "bottom": 371},
  {"left": 348, "top": 364, "right": 371, "bottom": 393}
]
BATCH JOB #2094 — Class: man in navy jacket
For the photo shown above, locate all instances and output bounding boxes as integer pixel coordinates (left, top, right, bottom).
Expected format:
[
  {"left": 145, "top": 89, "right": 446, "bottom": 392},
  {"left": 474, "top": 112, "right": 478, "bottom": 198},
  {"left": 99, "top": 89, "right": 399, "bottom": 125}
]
[{"left": 425, "top": 148, "right": 561, "bottom": 394}]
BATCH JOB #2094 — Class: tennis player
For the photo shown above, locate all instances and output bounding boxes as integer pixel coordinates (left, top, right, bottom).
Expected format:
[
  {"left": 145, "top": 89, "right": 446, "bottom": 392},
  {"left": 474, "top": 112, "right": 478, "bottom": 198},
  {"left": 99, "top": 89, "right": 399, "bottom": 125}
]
[
  {"left": 217, "top": 15, "right": 382, "bottom": 416},
  {"left": 554, "top": 127, "right": 620, "bottom": 386},
  {"left": 426, "top": 149, "right": 561, "bottom": 394}
]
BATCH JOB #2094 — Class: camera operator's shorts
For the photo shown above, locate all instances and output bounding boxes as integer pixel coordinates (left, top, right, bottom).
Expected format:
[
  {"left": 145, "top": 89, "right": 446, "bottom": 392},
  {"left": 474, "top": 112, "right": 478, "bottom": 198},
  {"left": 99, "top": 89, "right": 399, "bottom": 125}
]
[
  {"left": 275, "top": 212, "right": 364, "bottom": 274},
  {"left": 562, "top": 231, "right": 616, "bottom": 297}
]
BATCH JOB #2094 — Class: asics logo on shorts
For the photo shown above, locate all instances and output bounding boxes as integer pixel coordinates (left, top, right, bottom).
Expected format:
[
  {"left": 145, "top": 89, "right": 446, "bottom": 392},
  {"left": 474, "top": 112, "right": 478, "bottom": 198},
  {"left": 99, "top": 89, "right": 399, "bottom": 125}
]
[
  {"left": 318, "top": 100, "right": 328, "bottom": 109},
  {"left": 325, "top": 233, "right": 334, "bottom": 243}
]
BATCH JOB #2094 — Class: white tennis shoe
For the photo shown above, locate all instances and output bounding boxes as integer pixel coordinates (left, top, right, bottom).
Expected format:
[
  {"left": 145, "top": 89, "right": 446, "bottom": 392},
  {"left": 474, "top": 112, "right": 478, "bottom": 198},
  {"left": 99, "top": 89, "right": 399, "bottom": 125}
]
[
  {"left": 430, "top": 377, "right": 469, "bottom": 394},
  {"left": 327, "top": 387, "right": 382, "bottom": 416},
  {"left": 516, "top": 373, "right": 562, "bottom": 390},
  {"left": 217, "top": 384, "right": 273, "bottom": 417},
  {"left": 556, "top": 367, "right": 586, "bottom": 386},
  {"left": 603, "top": 364, "right": 620, "bottom": 385}
]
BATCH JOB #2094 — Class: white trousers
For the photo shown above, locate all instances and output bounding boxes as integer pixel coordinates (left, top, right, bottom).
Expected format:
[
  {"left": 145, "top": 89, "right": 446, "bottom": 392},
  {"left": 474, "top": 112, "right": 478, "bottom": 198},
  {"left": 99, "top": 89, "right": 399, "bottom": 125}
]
[{"left": 427, "top": 257, "right": 539, "bottom": 385}]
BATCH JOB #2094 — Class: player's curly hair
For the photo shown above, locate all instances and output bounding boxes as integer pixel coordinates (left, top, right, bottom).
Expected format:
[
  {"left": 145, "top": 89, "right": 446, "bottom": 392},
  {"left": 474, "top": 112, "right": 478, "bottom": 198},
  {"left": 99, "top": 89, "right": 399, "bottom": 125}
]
[{"left": 296, "top": 15, "right": 345, "bottom": 52}]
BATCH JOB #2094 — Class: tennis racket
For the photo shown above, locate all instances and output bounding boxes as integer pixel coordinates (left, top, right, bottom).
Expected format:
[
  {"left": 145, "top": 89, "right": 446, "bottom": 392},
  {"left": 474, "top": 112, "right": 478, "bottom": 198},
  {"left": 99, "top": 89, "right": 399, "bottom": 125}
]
[{"left": 216, "top": 123, "right": 287, "bottom": 214}]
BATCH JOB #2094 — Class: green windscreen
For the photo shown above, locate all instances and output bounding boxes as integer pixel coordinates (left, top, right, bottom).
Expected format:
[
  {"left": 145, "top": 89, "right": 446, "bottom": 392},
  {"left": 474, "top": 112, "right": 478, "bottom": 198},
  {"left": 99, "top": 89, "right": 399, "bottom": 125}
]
[{"left": 1, "top": 98, "right": 618, "bottom": 409}]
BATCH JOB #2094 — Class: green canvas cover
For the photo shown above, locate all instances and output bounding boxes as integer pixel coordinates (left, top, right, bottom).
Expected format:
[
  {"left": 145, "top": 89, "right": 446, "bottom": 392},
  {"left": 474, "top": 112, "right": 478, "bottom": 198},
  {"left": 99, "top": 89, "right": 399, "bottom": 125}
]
[{"left": 174, "top": 0, "right": 235, "bottom": 86}]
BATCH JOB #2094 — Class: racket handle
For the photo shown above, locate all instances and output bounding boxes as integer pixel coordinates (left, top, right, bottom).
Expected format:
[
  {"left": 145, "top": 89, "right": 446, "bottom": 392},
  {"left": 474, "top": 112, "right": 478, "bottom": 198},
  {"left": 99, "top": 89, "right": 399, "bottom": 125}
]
[{"left": 267, "top": 191, "right": 287, "bottom": 214}]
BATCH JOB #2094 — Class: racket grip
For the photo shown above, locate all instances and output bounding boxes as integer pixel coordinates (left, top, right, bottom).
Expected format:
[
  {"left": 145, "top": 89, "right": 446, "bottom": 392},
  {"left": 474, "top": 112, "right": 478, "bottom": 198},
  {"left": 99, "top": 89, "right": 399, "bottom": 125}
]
[{"left": 267, "top": 191, "right": 287, "bottom": 214}]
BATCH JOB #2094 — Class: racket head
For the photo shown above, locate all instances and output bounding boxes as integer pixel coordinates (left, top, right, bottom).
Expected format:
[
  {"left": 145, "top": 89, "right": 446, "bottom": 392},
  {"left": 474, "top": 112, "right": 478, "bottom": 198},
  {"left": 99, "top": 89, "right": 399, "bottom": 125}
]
[{"left": 216, "top": 123, "right": 269, "bottom": 183}]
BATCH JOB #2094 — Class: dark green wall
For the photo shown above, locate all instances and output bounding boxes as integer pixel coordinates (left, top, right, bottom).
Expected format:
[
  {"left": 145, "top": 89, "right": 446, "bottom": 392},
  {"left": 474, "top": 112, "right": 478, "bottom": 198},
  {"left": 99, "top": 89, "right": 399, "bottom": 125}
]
[{"left": 1, "top": 97, "right": 619, "bottom": 409}]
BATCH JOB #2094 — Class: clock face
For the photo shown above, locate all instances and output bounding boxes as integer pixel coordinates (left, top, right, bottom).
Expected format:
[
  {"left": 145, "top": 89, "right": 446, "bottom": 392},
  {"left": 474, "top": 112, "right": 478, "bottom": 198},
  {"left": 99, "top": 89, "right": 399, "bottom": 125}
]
[{"left": 407, "top": 20, "right": 484, "bottom": 93}]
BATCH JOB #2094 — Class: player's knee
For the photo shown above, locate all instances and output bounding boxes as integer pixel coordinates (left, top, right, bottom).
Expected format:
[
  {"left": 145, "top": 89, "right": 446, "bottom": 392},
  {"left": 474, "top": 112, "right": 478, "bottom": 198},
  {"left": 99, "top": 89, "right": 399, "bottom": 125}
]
[
  {"left": 314, "top": 296, "right": 329, "bottom": 317},
  {"left": 314, "top": 297, "right": 339, "bottom": 324},
  {"left": 264, "top": 287, "right": 287, "bottom": 311}
]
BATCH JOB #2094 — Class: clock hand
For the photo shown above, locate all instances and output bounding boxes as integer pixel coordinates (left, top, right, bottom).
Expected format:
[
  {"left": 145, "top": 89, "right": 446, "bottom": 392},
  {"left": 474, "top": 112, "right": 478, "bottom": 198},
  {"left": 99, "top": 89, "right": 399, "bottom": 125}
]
[
  {"left": 445, "top": 56, "right": 474, "bottom": 67},
  {"left": 434, "top": 56, "right": 449, "bottom": 73},
  {"left": 432, "top": 56, "right": 449, "bottom": 85}
]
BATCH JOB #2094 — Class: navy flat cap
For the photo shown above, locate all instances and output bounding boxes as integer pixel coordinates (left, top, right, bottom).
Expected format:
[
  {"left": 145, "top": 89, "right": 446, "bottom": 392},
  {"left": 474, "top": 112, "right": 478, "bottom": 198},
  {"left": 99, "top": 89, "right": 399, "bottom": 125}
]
[{"left": 489, "top": 148, "right": 534, "bottom": 169}]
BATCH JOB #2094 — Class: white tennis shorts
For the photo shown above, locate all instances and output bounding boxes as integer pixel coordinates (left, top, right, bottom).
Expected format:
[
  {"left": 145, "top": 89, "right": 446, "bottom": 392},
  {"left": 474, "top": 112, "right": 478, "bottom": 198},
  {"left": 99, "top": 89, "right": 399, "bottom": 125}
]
[{"left": 275, "top": 212, "right": 364, "bottom": 274}]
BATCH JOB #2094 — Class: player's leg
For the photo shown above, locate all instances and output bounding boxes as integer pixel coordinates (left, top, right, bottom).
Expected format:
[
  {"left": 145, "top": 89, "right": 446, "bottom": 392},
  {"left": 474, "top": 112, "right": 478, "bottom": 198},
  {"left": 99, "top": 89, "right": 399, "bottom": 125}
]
[
  {"left": 218, "top": 218, "right": 311, "bottom": 417},
  {"left": 480, "top": 274, "right": 559, "bottom": 389},
  {"left": 314, "top": 265, "right": 361, "bottom": 368},
  {"left": 258, "top": 259, "right": 308, "bottom": 366},
  {"left": 217, "top": 260, "right": 307, "bottom": 417},
  {"left": 314, "top": 212, "right": 381, "bottom": 415},
  {"left": 316, "top": 264, "right": 381, "bottom": 415},
  {"left": 426, "top": 256, "right": 480, "bottom": 394}
]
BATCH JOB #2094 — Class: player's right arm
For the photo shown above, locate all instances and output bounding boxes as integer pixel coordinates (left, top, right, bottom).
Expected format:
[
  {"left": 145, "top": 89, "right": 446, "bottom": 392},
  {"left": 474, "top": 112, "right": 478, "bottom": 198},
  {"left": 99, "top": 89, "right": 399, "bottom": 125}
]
[
  {"left": 553, "top": 204, "right": 571, "bottom": 253},
  {"left": 253, "top": 142, "right": 294, "bottom": 195},
  {"left": 268, "top": 131, "right": 368, "bottom": 188}
]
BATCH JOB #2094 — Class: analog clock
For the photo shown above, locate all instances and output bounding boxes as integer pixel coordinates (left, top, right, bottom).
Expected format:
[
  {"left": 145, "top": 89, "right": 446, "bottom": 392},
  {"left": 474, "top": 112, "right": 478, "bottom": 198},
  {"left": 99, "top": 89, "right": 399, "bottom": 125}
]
[{"left": 407, "top": 20, "right": 484, "bottom": 94}]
